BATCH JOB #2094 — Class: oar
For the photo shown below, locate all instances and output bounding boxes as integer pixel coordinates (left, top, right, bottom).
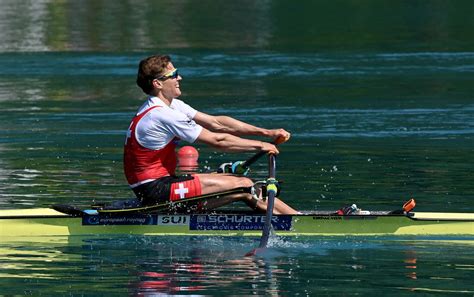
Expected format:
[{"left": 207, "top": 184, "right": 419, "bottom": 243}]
[
  {"left": 258, "top": 154, "right": 277, "bottom": 248},
  {"left": 240, "top": 149, "right": 267, "bottom": 169},
  {"left": 232, "top": 135, "right": 288, "bottom": 174},
  {"left": 246, "top": 153, "right": 278, "bottom": 256}
]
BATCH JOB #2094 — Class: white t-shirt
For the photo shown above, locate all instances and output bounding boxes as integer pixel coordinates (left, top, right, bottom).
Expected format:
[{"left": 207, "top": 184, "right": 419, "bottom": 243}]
[{"left": 135, "top": 96, "right": 203, "bottom": 150}]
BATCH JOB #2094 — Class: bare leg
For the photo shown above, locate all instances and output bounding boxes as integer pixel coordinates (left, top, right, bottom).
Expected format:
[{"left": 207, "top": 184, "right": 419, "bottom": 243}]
[
  {"left": 195, "top": 173, "right": 298, "bottom": 214},
  {"left": 254, "top": 197, "right": 299, "bottom": 215}
]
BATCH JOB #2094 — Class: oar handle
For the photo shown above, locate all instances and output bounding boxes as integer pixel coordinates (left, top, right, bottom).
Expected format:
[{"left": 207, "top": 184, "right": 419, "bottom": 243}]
[{"left": 241, "top": 135, "right": 287, "bottom": 169}]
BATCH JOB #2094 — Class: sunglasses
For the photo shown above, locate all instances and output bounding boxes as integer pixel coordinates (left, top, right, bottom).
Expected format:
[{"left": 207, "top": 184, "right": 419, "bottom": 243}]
[{"left": 157, "top": 68, "right": 179, "bottom": 80}]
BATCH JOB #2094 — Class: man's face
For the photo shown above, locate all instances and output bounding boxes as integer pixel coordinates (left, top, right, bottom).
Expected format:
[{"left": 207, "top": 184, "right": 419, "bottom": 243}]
[{"left": 159, "top": 62, "right": 182, "bottom": 99}]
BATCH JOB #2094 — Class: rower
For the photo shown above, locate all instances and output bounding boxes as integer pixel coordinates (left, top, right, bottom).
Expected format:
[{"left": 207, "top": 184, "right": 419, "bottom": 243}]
[{"left": 124, "top": 55, "right": 298, "bottom": 214}]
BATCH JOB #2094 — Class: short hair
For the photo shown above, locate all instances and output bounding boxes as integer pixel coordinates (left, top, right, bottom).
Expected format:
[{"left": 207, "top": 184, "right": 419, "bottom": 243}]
[{"left": 136, "top": 55, "right": 171, "bottom": 95}]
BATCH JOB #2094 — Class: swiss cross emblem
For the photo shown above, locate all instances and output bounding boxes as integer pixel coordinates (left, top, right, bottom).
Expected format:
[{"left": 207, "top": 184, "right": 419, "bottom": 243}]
[{"left": 174, "top": 183, "right": 189, "bottom": 199}]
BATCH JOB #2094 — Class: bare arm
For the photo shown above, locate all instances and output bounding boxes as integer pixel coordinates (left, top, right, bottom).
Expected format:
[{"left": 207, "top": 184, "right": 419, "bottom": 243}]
[
  {"left": 193, "top": 111, "right": 290, "bottom": 141},
  {"left": 196, "top": 128, "right": 279, "bottom": 154}
]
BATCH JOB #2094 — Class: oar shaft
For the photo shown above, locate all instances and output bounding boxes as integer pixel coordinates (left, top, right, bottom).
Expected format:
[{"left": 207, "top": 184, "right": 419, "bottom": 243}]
[
  {"left": 268, "top": 153, "right": 276, "bottom": 178},
  {"left": 241, "top": 136, "right": 284, "bottom": 169},
  {"left": 258, "top": 154, "right": 277, "bottom": 248},
  {"left": 241, "top": 151, "right": 266, "bottom": 168}
]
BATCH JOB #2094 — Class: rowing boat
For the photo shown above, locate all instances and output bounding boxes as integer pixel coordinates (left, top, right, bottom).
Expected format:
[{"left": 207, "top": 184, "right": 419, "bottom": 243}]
[
  {"left": 1, "top": 155, "right": 472, "bottom": 239},
  {"left": 1, "top": 207, "right": 472, "bottom": 238}
]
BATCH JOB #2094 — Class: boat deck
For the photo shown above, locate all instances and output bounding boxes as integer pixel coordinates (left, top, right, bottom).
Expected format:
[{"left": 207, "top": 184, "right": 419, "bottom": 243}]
[{"left": 1, "top": 208, "right": 473, "bottom": 238}]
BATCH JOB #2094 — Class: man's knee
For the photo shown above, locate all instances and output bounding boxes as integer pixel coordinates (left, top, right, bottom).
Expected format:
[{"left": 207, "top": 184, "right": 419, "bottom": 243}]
[{"left": 236, "top": 176, "right": 253, "bottom": 188}]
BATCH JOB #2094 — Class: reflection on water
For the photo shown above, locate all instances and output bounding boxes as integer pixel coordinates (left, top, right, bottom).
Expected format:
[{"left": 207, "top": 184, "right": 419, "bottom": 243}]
[
  {"left": 0, "top": 0, "right": 273, "bottom": 52},
  {"left": 1, "top": 1, "right": 474, "bottom": 52},
  {"left": 1, "top": 236, "right": 473, "bottom": 295}
]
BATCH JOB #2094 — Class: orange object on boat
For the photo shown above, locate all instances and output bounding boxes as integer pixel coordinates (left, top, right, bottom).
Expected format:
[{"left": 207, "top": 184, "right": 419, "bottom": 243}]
[{"left": 403, "top": 199, "right": 416, "bottom": 213}]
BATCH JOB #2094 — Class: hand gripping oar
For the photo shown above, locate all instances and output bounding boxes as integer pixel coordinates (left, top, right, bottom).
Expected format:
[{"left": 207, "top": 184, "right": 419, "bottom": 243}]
[{"left": 246, "top": 153, "right": 278, "bottom": 256}]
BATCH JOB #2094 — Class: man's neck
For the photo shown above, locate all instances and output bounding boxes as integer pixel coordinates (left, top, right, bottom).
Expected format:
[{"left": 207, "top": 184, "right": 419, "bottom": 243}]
[{"left": 156, "top": 93, "right": 173, "bottom": 106}]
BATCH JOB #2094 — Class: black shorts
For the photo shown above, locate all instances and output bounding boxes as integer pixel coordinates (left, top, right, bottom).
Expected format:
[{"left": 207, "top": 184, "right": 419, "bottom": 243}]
[{"left": 132, "top": 175, "right": 196, "bottom": 206}]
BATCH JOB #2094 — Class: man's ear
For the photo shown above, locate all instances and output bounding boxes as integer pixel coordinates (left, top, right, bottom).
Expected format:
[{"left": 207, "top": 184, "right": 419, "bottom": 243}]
[{"left": 152, "top": 79, "right": 163, "bottom": 90}]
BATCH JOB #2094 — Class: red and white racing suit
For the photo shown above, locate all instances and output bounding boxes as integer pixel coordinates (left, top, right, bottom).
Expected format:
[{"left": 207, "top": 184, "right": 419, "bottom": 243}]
[{"left": 123, "top": 96, "right": 203, "bottom": 203}]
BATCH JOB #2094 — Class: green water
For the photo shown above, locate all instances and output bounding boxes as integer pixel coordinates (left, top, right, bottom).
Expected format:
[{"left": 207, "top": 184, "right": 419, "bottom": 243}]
[{"left": 1, "top": 0, "right": 473, "bottom": 295}]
